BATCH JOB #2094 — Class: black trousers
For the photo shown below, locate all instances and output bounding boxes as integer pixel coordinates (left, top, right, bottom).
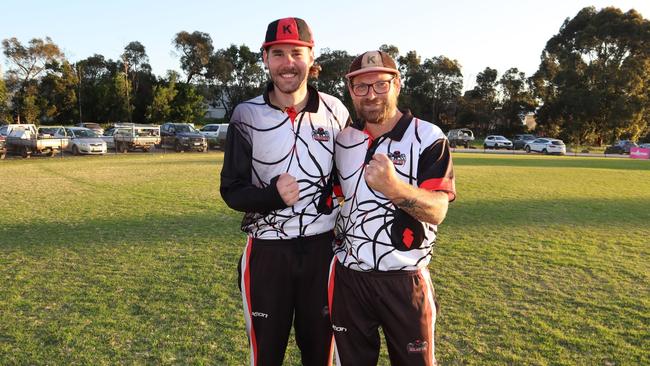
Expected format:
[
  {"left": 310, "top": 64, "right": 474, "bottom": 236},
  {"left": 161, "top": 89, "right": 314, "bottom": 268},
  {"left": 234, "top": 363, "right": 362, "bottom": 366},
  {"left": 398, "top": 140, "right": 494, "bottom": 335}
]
[
  {"left": 329, "top": 261, "right": 438, "bottom": 366},
  {"left": 238, "top": 231, "right": 334, "bottom": 366}
]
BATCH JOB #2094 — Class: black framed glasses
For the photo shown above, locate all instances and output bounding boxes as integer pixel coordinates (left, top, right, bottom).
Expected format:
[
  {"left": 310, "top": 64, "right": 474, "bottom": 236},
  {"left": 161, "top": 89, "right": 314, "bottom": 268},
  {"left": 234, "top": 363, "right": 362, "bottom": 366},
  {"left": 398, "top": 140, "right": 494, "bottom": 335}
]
[{"left": 350, "top": 77, "right": 395, "bottom": 96}]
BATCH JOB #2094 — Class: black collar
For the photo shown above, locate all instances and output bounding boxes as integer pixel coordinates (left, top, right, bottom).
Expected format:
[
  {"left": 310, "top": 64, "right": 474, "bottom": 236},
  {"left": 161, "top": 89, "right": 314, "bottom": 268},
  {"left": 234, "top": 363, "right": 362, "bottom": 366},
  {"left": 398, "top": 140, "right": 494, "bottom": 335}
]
[
  {"left": 351, "top": 109, "right": 413, "bottom": 142},
  {"left": 263, "top": 82, "right": 320, "bottom": 113}
]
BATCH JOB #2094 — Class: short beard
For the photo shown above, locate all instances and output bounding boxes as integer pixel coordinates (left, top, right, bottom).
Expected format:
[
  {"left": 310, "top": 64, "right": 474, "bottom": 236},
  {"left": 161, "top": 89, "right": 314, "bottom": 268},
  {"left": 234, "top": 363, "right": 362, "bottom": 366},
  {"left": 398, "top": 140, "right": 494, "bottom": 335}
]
[
  {"left": 270, "top": 67, "right": 306, "bottom": 94},
  {"left": 354, "top": 94, "right": 398, "bottom": 125}
]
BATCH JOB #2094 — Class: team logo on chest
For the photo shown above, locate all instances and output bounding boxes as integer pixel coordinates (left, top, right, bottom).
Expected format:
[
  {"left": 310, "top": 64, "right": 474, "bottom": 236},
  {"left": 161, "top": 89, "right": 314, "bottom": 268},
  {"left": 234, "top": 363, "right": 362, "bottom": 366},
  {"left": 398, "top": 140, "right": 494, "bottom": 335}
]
[
  {"left": 312, "top": 127, "right": 330, "bottom": 142},
  {"left": 388, "top": 150, "right": 406, "bottom": 166}
]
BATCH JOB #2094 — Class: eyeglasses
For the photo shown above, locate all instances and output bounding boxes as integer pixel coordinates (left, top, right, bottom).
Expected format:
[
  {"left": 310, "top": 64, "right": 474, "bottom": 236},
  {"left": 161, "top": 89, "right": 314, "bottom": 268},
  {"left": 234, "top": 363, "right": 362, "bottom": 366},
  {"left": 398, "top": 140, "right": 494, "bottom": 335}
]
[{"left": 350, "top": 77, "right": 395, "bottom": 96}]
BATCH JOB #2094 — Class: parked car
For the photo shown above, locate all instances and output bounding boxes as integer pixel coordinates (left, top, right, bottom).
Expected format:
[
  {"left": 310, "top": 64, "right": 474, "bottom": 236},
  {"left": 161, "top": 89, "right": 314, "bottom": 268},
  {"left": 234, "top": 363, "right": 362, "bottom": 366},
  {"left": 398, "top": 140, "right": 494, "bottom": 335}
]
[
  {"left": 160, "top": 122, "right": 207, "bottom": 152},
  {"left": 200, "top": 123, "right": 228, "bottom": 149},
  {"left": 524, "top": 138, "right": 566, "bottom": 155},
  {"left": 54, "top": 127, "right": 107, "bottom": 155},
  {"left": 76, "top": 122, "right": 104, "bottom": 135},
  {"left": 512, "top": 134, "right": 537, "bottom": 150},
  {"left": 447, "top": 128, "right": 474, "bottom": 148},
  {"left": 102, "top": 123, "right": 160, "bottom": 152},
  {"left": 483, "top": 135, "right": 513, "bottom": 150},
  {"left": 604, "top": 140, "right": 638, "bottom": 155},
  {"left": 5, "top": 124, "right": 64, "bottom": 158},
  {"left": 0, "top": 125, "right": 7, "bottom": 159}
]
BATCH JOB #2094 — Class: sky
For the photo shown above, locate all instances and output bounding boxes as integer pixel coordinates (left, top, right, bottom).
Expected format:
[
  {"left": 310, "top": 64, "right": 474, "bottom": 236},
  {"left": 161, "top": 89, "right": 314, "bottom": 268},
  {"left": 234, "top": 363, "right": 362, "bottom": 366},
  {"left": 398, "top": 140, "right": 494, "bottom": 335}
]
[{"left": 2, "top": 0, "right": 649, "bottom": 90}]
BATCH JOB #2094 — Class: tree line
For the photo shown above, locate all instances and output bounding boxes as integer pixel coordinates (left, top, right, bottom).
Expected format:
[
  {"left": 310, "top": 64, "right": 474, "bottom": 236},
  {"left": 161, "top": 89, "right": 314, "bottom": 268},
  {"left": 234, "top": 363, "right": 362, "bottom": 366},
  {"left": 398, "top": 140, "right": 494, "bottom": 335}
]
[{"left": 1, "top": 6, "right": 649, "bottom": 145}]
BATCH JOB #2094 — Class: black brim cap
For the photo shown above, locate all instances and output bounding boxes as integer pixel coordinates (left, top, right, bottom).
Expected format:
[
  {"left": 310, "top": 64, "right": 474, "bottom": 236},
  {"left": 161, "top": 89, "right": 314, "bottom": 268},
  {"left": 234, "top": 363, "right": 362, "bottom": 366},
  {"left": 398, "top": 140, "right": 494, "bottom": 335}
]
[{"left": 262, "top": 17, "right": 314, "bottom": 48}]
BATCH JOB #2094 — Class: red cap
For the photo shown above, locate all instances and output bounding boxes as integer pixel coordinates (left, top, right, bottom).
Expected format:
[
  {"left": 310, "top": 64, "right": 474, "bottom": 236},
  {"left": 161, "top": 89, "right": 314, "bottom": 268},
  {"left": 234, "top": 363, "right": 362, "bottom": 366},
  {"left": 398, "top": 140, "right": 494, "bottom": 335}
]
[{"left": 262, "top": 17, "right": 314, "bottom": 48}]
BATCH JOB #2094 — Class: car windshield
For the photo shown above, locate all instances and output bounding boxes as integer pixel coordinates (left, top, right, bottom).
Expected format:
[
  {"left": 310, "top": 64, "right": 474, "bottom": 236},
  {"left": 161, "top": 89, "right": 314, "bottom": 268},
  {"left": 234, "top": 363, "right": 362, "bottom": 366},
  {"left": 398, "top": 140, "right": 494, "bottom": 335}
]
[
  {"left": 74, "top": 129, "right": 100, "bottom": 138},
  {"left": 175, "top": 125, "right": 198, "bottom": 133}
]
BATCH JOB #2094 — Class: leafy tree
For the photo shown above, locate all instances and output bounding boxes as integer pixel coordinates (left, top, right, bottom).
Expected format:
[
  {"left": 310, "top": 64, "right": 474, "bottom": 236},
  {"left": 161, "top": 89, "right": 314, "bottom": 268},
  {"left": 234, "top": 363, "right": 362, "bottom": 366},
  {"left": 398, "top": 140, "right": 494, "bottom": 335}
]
[
  {"left": 497, "top": 68, "right": 536, "bottom": 134},
  {"left": 2, "top": 37, "right": 65, "bottom": 123},
  {"left": 314, "top": 48, "right": 355, "bottom": 113},
  {"left": 423, "top": 56, "right": 463, "bottom": 128},
  {"left": 121, "top": 41, "right": 154, "bottom": 122},
  {"left": 2, "top": 37, "right": 64, "bottom": 84},
  {"left": 0, "top": 77, "right": 9, "bottom": 123},
  {"left": 38, "top": 61, "right": 78, "bottom": 124},
  {"left": 110, "top": 71, "right": 132, "bottom": 121},
  {"left": 532, "top": 6, "right": 650, "bottom": 144},
  {"left": 396, "top": 51, "right": 463, "bottom": 127},
  {"left": 170, "top": 82, "right": 206, "bottom": 123},
  {"left": 206, "top": 44, "right": 265, "bottom": 119},
  {"left": 458, "top": 67, "right": 499, "bottom": 134},
  {"left": 76, "top": 55, "right": 112, "bottom": 122},
  {"left": 173, "top": 31, "right": 214, "bottom": 84},
  {"left": 147, "top": 71, "right": 179, "bottom": 122}
]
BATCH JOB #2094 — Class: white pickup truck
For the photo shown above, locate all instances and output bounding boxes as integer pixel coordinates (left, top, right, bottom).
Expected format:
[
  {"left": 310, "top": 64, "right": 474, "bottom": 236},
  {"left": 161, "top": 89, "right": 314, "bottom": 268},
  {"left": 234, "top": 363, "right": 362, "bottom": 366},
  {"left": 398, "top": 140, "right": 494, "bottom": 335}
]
[
  {"left": 102, "top": 123, "right": 160, "bottom": 153},
  {"left": 4, "top": 124, "right": 65, "bottom": 158}
]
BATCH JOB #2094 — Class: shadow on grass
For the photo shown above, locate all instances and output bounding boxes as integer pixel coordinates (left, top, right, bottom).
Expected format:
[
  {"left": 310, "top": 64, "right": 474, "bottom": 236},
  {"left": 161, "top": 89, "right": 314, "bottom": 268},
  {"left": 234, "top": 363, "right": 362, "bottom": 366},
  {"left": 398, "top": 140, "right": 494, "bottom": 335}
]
[
  {"left": 0, "top": 211, "right": 244, "bottom": 248},
  {"left": 446, "top": 196, "right": 650, "bottom": 228},
  {"left": 2, "top": 196, "right": 649, "bottom": 249},
  {"left": 455, "top": 156, "right": 650, "bottom": 171}
]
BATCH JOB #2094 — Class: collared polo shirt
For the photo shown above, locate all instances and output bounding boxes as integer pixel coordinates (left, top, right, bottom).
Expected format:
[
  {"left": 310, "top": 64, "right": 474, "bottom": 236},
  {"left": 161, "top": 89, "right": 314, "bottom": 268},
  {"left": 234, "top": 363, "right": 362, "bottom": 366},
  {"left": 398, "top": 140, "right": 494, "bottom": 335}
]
[
  {"left": 220, "top": 83, "right": 350, "bottom": 239},
  {"left": 334, "top": 111, "right": 455, "bottom": 271}
]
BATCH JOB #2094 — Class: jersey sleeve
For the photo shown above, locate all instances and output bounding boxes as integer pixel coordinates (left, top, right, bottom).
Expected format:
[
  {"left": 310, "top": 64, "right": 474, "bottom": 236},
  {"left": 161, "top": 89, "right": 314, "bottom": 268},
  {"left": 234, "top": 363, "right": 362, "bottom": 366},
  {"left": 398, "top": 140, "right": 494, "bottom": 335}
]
[
  {"left": 417, "top": 138, "right": 456, "bottom": 202},
  {"left": 219, "top": 108, "right": 287, "bottom": 213}
]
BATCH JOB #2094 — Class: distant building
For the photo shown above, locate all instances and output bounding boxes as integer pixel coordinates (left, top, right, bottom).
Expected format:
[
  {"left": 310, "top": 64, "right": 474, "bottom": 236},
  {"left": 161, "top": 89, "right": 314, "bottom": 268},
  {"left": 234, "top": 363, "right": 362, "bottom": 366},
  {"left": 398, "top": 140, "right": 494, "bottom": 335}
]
[
  {"left": 523, "top": 113, "right": 536, "bottom": 130},
  {"left": 205, "top": 99, "right": 226, "bottom": 119}
]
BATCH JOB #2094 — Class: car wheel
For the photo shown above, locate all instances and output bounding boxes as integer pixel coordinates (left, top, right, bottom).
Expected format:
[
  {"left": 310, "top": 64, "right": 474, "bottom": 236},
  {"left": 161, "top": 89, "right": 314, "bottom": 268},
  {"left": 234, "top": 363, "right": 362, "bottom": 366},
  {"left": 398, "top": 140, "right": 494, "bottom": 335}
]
[
  {"left": 525, "top": 146, "right": 531, "bottom": 153},
  {"left": 175, "top": 142, "right": 183, "bottom": 152},
  {"left": 542, "top": 148, "right": 548, "bottom": 155},
  {"left": 119, "top": 142, "right": 128, "bottom": 153},
  {"left": 21, "top": 146, "right": 30, "bottom": 158},
  {"left": 72, "top": 145, "right": 80, "bottom": 156},
  {"left": 48, "top": 149, "right": 56, "bottom": 157}
]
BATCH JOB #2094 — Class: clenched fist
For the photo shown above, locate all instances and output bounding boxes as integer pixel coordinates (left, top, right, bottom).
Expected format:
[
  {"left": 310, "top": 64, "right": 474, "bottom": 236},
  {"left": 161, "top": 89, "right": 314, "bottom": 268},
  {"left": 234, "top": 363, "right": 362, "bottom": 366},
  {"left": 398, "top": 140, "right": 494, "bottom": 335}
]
[
  {"left": 276, "top": 173, "right": 300, "bottom": 206},
  {"left": 364, "top": 153, "right": 400, "bottom": 198}
]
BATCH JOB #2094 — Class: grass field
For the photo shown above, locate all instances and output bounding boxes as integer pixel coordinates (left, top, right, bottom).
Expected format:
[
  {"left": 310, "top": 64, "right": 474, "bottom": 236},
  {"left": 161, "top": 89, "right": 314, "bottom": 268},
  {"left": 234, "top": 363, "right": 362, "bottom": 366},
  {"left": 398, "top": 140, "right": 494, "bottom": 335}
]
[{"left": 1, "top": 152, "right": 649, "bottom": 365}]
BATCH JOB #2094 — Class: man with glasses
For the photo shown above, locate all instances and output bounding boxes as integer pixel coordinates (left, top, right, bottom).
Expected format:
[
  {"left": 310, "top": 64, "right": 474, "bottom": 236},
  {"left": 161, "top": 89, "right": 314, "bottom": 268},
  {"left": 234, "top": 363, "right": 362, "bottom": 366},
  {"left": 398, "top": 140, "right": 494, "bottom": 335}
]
[
  {"left": 220, "top": 17, "right": 350, "bottom": 366},
  {"left": 328, "top": 50, "right": 455, "bottom": 365}
]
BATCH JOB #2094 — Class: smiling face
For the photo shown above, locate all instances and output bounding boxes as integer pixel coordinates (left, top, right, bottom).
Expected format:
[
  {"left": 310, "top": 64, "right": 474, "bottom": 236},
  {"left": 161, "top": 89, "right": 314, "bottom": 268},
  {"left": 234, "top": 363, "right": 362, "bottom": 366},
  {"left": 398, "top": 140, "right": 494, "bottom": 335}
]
[
  {"left": 349, "top": 71, "right": 400, "bottom": 125},
  {"left": 263, "top": 44, "right": 314, "bottom": 95}
]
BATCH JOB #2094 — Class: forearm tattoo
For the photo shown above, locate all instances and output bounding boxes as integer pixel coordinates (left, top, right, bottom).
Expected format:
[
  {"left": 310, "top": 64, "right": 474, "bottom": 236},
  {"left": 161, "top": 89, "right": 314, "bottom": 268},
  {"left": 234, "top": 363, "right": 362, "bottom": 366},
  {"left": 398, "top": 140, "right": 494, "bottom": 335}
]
[
  {"left": 396, "top": 198, "right": 430, "bottom": 222},
  {"left": 396, "top": 198, "right": 417, "bottom": 209}
]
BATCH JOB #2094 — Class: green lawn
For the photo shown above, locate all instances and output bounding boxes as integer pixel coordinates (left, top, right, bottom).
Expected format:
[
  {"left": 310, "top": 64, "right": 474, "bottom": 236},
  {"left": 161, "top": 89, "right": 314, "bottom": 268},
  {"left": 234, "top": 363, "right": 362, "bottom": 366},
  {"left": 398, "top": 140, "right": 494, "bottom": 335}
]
[{"left": 1, "top": 153, "right": 648, "bottom": 365}]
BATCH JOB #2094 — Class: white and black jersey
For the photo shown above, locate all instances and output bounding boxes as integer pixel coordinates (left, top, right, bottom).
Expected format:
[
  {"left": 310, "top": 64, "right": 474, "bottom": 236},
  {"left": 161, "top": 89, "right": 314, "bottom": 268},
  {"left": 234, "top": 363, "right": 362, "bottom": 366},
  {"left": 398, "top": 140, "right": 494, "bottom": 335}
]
[
  {"left": 334, "top": 111, "right": 456, "bottom": 271},
  {"left": 220, "top": 83, "right": 350, "bottom": 239}
]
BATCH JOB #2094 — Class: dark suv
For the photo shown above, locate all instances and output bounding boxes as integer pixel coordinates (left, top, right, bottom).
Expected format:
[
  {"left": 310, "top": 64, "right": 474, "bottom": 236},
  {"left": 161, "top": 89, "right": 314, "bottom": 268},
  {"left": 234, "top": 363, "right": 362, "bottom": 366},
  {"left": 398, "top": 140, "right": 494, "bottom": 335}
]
[
  {"left": 160, "top": 123, "right": 207, "bottom": 152},
  {"left": 512, "top": 134, "right": 537, "bottom": 150},
  {"left": 605, "top": 140, "right": 637, "bottom": 155}
]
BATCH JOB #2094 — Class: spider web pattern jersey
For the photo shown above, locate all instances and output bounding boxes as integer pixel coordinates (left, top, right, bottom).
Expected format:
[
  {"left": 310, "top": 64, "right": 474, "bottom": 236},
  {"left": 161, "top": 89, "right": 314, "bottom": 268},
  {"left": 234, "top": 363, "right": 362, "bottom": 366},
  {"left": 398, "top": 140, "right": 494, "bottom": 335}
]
[
  {"left": 221, "top": 83, "right": 350, "bottom": 239},
  {"left": 334, "top": 111, "right": 456, "bottom": 271}
]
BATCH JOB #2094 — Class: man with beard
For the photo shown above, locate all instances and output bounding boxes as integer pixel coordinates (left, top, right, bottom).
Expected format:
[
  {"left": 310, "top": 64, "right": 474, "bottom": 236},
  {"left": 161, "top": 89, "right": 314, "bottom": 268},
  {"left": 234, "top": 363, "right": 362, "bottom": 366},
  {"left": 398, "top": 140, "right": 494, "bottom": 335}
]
[
  {"left": 328, "top": 51, "right": 456, "bottom": 366},
  {"left": 220, "top": 17, "right": 350, "bottom": 366}
]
